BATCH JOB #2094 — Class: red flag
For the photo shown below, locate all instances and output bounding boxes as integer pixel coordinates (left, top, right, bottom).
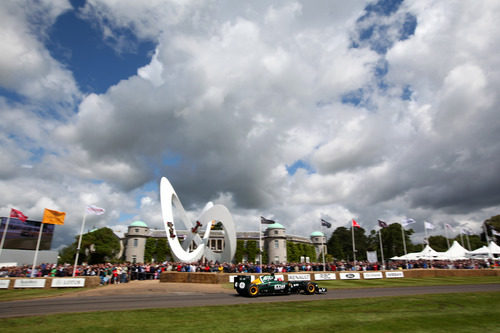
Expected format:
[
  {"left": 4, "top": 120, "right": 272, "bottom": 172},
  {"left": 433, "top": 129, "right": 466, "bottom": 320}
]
[
  {"left": 352, "top": 219, "right": 361, "bottom": 228},
  {"left": 10, "top": 208, "right": 28, "bottom": 222}
]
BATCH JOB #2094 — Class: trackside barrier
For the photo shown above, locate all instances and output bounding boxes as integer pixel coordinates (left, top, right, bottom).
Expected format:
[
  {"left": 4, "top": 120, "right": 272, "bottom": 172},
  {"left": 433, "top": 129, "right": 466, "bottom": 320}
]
[
  {"left": 161, "top": 269, "right": 500, "bottom": 284},
  {"left": 0, "top": 276, "right": 100, "bottom": 289}
]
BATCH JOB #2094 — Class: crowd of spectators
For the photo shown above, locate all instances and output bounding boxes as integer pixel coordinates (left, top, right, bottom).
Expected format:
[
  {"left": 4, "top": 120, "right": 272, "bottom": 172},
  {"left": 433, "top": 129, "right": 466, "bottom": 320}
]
[{"left": 1, "top": 258, "right": 498, "bottom": 284}]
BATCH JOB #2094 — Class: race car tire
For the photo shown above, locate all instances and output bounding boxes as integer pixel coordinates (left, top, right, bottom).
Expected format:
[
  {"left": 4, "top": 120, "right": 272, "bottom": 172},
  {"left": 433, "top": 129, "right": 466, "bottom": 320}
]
[
  {"left": 305, "top": 282, "right": 316, "bottom": 294},
  {"left": 248, "top": 284, "right": 259, "bottom": 297}
]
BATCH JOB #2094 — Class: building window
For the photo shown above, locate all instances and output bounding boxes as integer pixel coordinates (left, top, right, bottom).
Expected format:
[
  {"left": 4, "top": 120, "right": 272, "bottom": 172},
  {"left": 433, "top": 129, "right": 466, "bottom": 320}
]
[
  {"left": 274, "top": 230, "right": 278, "bottom": 235},
  {"left": 274, "top": 256, "right": 279, "bottom": 263},
  {"left": 133, "top": 239, "right": 138, "bottom": 247},
  {"left": 132, "top": 255, "right": 136, "bottom": 264},
  {"left": 274, "top": 240, "right": 279, "bottom": 248},
  {"left": 135, "top": 228, "right": 139, "bottom": 233}
]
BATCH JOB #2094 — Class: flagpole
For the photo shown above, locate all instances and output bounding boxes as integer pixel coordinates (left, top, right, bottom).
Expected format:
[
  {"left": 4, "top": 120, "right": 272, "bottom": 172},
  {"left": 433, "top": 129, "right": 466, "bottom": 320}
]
[
  {"left": 259, "top": 219, "right": 262, "bottom": 274},
  {"left": 351, "top": 224, "right": 357, "bottom": 268},
  {"left": 0, "top": 216, "right": 11, "bottom": 257},
  {"left": 73, "top": 212, "right": 88, "bottom": 277},
  {"left": 424, "top": 225, "right": 428, "bottom": 247},
  {"left": 483, "top": 223, "right": 490, "bottom": 243},
  {"left": 466, "top": 233, "right": 471, "bottom": 251},
  {"left": 401, "top": 224, "right": 408, "bottom": 269},
  {"left": 444, "top": 224, "right": 450, "bottom": 249},
  {"left": 31, "top": 222, "right": 44, "bottom": 278},
  {"left": 378, "top": 228, "right": 385, "bottom": 270},
  {"left": 321, "top": 224, "right": 326, "bottom": 272}
]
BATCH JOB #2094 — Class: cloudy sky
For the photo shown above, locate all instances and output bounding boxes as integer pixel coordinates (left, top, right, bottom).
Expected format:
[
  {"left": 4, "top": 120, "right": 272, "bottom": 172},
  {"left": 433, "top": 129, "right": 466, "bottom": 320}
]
[{"left": 1, "top": 0, "right": 499, "bottom": 250}]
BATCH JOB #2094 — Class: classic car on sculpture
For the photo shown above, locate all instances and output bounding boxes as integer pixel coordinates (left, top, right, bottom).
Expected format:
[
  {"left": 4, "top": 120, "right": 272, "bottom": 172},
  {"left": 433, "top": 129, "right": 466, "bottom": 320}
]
[{"left": 234, "top": 274, "right": 327, "bottom": 297}]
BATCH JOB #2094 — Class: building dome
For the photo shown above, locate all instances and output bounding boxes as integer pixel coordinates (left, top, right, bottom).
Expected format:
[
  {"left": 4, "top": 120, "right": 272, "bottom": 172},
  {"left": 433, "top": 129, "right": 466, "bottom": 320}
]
[
  {"left": 267, "top": 222, "right": 285, "bottom": 229},
  {"left": 130, "top": 221, "right": 148, "bottom": 228},
  {"left": 310, "top": 231, "right": 325, "bottom": 237}
]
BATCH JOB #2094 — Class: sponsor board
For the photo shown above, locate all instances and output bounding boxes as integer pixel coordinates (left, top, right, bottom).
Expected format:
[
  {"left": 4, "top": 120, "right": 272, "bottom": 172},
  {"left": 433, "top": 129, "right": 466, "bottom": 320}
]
[
  {"left": 0, "top": 280, "right": 10, "bottom": 289},
  {"left": 339, "top": 272, "right": 361, "bottom": 280},
  {"left": 274, "top": 274, "right": 285, "bottom": 281},
  {"left": 288, "top": 274, "right": 311, "bottom": 281},
  {"left": 51, "top": 278, "right": 85, "bottom": 288},
  {"left": 363, "top": 272, "right": 383, "bottom": 279},
  {"left": 14, "top": 279, "right": 46, "bottom": 288},
  {"left": 229, "top": 275, "right": 256, "bottom": 282},
  {"left": 385, "top": 271, "right": 404, "bottom": 278},
  {"left": 314, "top": 273, "right": 336, "bottom": 280}
]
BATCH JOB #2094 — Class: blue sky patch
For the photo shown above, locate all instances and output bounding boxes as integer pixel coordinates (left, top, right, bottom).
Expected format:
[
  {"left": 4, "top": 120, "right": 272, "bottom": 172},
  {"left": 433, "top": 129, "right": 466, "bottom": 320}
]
[
  {"left": 46, "top": 7, "right": 156, "bottom": 94},
  {"left": 286, "top": 160, "right": 315, "bottom": 175}
]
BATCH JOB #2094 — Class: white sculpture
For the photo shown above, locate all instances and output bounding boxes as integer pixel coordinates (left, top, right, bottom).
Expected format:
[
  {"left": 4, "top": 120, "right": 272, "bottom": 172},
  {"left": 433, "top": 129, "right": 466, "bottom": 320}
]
[{"left": 160, "top": 177, "right": 236, "bottom": 263}]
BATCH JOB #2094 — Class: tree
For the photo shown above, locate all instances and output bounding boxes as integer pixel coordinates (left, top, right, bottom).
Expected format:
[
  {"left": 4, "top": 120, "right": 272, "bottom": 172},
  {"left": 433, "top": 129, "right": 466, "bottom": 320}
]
[
  {"left": 246, "top": 240, "right": 258, "bottom": 262},
  {"left": 453, "top": 234, "right": 484, "bottom": 251},
  {"left": 234, "top": 240, "right": 245, "bottom": 263},
  {"left": 144, "top": 238, "right": 156, "bottom": 263},
  {"left": 58, "top": 227, "right": 121, "bottom": 265},
  {"left": 428, "top": 235, "right": 450, "bottom": 252},
  {"left": 327, "top": 226, "right": 370, "bottom": 261},
  {"left": 286, "top": 242, "right": 300, "bottom": 262},
  {"left": 155, "top": 239, "right": 170, "bottom": 262}
]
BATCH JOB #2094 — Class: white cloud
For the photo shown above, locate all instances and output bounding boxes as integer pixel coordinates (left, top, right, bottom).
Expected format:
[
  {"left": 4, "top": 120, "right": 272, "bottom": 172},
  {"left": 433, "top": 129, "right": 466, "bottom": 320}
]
[{"left": 0, "top": 1, "right": 79, "bottom": 106}]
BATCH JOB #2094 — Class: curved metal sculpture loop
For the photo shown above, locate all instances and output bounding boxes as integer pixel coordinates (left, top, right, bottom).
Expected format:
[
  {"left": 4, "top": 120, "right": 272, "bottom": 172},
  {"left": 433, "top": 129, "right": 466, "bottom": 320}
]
[{"left": 160, "top": 177, "right": 236, "bottom": 263}]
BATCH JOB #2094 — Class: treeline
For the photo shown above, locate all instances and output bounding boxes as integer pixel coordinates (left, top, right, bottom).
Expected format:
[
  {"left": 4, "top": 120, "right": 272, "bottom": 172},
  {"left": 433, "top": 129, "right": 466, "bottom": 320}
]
[{"left": 326, "top": 214, "right": 500, "bottom": 261}]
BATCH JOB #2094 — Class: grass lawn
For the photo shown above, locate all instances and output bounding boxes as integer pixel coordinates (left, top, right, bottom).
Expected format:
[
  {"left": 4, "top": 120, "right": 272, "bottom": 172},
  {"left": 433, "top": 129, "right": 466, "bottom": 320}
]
[
  {"left": 1, "top": 292, "right": 499, "bottom": 332},
  {"left": 316, "top": 275, "right": 500, "bottom": 289}
]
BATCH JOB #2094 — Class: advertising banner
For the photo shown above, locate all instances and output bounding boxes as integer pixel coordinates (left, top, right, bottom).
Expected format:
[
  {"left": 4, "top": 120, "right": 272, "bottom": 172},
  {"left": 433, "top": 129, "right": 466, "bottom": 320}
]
[
  {"left": 14, "top": 279, "right": 46, "bottom": 288},
  {"left": 385, "top": 271, "right": 404, "bottom": 278},
  {"left": 314, "top": 273, "right": 336, "bottom": 280},
  {"left": 0, "top": 280, "right": 10, "bottom": 289},
  {"left": 51, "top": 278, "right": 85, "bottom": 288},
  {"left": 367, "top": 251, "right": 378, "bottom": 263},
  {"left": 363, "top": 272, "right": 383, "bottom": 279},
  {"left": 288, "top": 274, "right": 311, "bottom": 281},
  {"left": 339, "top": 272, "right": 361, "bottom": 280}
]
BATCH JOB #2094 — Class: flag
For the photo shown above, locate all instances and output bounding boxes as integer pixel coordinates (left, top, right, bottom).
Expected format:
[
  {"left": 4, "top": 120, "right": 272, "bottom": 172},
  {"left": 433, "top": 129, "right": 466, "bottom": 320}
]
[
  {"left": 445, "top": 223, "right": 452, "bottom": 229},
  {"left": 424, "top": 221, "right": 435, "bottom": 230},
  {"left": 10, "top": 208, "right": 28, "bottom": 222},
  {"left": 401, "top": 218, "right": 416, "bottom": 227},
  {"left": 86, "top": 205, "right": 105, "bottom": 215},
  {"left": 42, "top": 208, "right": 66, "bottom": 225},
  {"left": 460, "top": 228, "right": 471, "bottom": 235},
  {"left": 260, "top": 216, "right": 275, "bottom": 224},
  {"left": 352, "top": 219, "right": 361, "bottom": 228},
  {"left": 378, "top": 219, "right": 388, "bottom": 228},
  {"left": 321, "top": 219, "right": 332, "bottom": 228}
]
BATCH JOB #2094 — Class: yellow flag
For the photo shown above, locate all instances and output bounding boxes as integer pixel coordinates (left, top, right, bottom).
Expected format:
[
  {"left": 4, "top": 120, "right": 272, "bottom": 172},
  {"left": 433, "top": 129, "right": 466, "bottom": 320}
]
[{"left": 42, "top": 208, "right": 66, "bottom": 225}]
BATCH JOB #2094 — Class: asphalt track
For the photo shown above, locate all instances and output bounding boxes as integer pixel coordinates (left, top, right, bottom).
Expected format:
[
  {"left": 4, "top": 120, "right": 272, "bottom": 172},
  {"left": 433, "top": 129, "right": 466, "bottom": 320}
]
[{"left": 1, "top": 283, "right": 499, "bottom": 318}]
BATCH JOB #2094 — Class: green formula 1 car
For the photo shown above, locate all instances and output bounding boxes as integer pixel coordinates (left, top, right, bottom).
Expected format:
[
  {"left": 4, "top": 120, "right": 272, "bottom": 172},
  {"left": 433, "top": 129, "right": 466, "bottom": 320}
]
[{"left": 233, "top": 274, "right": 327, "bottom": 297}]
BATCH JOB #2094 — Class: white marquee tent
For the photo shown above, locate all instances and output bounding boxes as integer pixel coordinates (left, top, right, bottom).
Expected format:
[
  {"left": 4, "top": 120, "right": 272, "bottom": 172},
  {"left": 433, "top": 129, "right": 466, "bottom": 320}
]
[
  {"left": 391, "top": 244, "right": 446, "bottom": 260},
  {"left": 442, "top": 241, "right": 470, "bottom": 260},
  {"left": 469, "top": 241, "right": 500, "bottom": 258}
]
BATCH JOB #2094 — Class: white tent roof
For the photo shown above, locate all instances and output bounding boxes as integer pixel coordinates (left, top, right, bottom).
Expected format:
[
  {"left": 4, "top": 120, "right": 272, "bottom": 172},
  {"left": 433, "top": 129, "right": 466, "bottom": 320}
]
[
  {"left": 390, "top": 244, "right": 446, "bottom": 260},
  {"left": 418, "top": 244, "right": 445, "bottom": 259},
  {"left": 488, "top": 241, "right": 500, "bottom": 254},
  {"left": 443, "top": 241, "right": 470, "bottom": 260},
  {"left": 469, "top": 245, "right": 489, "bottom": 255}
]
